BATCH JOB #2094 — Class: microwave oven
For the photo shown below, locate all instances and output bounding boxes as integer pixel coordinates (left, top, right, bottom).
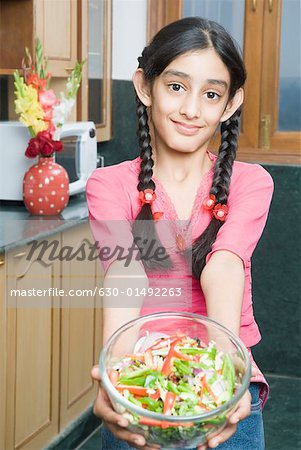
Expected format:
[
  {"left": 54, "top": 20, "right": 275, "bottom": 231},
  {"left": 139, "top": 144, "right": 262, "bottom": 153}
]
[{"left": 0, "top": 121, "right": 98, "bottom": 201}]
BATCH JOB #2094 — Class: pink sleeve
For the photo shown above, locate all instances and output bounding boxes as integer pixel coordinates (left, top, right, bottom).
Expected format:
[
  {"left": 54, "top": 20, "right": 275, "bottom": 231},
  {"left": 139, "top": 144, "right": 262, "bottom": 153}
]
[
  {"left": 86, "top": 168, "right": 139, "bottom": 273},
  {"left": 206, "top": 164, "right": 274, "bottom": 267}
]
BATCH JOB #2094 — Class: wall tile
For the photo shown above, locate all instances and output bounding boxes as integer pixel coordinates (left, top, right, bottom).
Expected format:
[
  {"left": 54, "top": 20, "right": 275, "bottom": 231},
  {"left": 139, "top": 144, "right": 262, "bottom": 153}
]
[{"left": 252, "top": 165, "right": 301, "bottom": 377}]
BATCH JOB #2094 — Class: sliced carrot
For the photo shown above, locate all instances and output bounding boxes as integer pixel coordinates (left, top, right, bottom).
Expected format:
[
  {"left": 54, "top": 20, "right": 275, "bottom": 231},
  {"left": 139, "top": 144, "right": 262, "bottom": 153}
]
[{"left": 203, "top": 377, "right": 218, "bottom": 403}]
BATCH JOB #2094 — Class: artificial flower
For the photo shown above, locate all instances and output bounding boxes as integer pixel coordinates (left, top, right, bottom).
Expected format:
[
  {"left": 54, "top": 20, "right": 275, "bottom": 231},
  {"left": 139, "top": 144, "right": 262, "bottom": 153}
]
[
  {"left": 52, "top": 93, "right": 75, "bottom": 131},
  {"left": 14, "top": 76, "right": 48, "bottom": 135},
  {"left": 25, "top": 130, "right": 63, "bottom": 158},
  {"left": 25, "top": 138, "right": 40, "bottom": 158},
  {"left": 202, "top": 194, "right": 216, "bottom": 210},
  {"left": 212, "top": 204, "right": 228, "bottom": 221},
  {"left": 14, "top": 37, "right": 85, "bottom": 157},
  {"left": 153, "top": 211, "right": 164, "bottom": 222},
  {"left": 26, "top": 71, "right": 50, "bottom": 91},
  {"left": 139, "top": 189, "right": 156, "bottom": 205},
  {"left": 38, "top": 89, "right": 58, "bottom": 109}
]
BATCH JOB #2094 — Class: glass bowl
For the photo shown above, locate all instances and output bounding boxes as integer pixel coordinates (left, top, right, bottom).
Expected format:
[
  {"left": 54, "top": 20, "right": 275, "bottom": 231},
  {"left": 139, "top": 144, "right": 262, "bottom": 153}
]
[{"left": 99, "top": 312, "right": 251, "bottom": 449}]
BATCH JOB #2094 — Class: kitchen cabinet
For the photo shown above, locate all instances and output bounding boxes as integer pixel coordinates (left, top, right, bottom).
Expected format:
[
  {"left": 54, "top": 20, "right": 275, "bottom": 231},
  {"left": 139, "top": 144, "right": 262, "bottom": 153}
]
[
  {"left": 5, "top": 236, "right": 61, "bottom": 449},
  {"left": 60, "top": 224, "right": 103, "bottom": 429},
  {"left": 78, "top": 0, "right": 112, "bottom": 141},
  {"left": 0, "top": 222, "right": 103, "bottom": 449},
  {"left": 0, "top": 0, "right": 78, "bottom": 77},
  {"left": 0, "top": 0, "right": 113, "bottom": 142}
]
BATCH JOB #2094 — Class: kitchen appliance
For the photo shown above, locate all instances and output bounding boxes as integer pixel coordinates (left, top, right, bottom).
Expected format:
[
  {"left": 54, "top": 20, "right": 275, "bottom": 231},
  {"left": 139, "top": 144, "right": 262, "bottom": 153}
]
[{"left": 0, "top": 121, "right": 98, "bottom": 201}]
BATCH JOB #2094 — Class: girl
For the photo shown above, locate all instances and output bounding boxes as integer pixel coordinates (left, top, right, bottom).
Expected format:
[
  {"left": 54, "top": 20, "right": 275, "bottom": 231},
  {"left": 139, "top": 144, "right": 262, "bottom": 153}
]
[{"left": 87, "top": 17, "right": 273, "bottom": 450}]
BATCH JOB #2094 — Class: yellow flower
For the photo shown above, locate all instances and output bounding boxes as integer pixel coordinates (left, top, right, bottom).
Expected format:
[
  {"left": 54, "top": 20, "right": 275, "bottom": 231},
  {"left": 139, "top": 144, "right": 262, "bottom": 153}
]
[{"left": 14, "top": 83, "right": 47, "bottom": 135}]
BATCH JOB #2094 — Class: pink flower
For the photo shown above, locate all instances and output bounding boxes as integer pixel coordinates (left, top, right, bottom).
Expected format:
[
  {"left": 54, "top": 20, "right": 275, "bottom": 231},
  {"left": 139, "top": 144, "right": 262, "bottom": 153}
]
[{"left": 38, "top": 89, "right": 58, "bottom": 109}]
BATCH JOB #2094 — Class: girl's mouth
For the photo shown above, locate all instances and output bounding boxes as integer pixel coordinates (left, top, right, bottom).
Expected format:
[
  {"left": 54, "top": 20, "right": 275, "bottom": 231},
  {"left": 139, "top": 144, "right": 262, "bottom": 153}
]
[{"left": 171, "top": 120, "right": 201, "bottom": 136}]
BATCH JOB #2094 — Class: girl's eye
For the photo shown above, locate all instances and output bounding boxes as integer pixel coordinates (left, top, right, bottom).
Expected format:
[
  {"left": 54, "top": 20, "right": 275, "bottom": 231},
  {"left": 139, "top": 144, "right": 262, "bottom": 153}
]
[
  {"left": 206, "top": 92, "right": 220, "bottom": 100},
  {"left": 169, "top": 83, "right": 184, "bottom": 92}
]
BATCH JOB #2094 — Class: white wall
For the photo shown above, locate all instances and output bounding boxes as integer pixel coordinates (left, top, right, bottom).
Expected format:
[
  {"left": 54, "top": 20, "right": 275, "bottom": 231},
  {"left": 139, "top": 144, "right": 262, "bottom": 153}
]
[{"left": 112, "top": 0, "right": 148, "bottom": 80}]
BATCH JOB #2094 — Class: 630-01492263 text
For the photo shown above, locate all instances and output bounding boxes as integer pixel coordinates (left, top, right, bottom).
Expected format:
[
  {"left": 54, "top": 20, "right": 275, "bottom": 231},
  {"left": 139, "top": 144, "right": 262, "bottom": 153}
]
[{"left": 9, "top": 287, "right": 183, "bottom": 298}]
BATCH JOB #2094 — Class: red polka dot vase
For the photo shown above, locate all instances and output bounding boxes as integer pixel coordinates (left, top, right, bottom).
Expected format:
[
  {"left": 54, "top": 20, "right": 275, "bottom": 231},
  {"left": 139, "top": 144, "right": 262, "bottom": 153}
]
[{"left": 23, "top": 156, "right": 69, "bottom": 215}]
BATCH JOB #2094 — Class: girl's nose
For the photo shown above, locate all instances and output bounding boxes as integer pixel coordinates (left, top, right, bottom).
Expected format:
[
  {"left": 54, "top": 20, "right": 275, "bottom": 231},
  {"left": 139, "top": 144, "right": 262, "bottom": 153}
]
[{"left": 179, "top": 93, "right": 201, "bottom": 119}]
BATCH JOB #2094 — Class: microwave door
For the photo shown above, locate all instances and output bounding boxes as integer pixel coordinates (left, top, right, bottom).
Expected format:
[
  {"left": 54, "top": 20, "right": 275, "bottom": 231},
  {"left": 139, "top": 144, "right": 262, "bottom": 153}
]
[
  {"left": 69, "top": 135, "right": 86, "bottom": 195},
  {"left": 56, "top": 135, "right": 85, "bottom": 195}
]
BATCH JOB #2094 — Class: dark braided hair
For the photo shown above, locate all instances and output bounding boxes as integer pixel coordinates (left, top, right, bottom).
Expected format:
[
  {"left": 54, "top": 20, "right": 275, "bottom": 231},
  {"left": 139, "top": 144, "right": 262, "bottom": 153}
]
[
  {"left": 132, "top": 17, "right": 246, "bottom": 275},
  {"left": 190, "top": 108, "right": 242, "bottom": 278},
  {"left": 132, "top": 96, "right": 173, "bottom": 269}
]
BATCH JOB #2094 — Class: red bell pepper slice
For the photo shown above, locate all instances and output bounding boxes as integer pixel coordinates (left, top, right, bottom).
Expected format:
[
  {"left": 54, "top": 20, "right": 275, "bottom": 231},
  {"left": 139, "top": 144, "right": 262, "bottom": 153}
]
[
  {"left": 139, "top": 417, "right": 194, "bottom": 428},
  {"left": 148, "top": 335, "right": 183, "bottom": 352},
  {"left": 161, "top": 339, "right": 182, "bottom": 376},
  {"left": 149, "top": 389, "right": 160, "bottom": 400},
  {"left": 116, "top": 385, "right": 149, "bottom": 396},
  {"left": 173, "top": 349, "right": 195, "bottom": 361},
  {"left": 147, "top": 337, "right": 170, "bottom": 351},
  {"left": 163, "top": 392, "right": 176, "bottom": 415}
]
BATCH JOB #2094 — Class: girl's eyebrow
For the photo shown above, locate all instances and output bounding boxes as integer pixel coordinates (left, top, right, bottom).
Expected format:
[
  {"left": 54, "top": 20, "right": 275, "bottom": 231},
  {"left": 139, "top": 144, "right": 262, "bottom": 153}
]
[
  {"left": 163, "top": 69, "right": 191, "bottom": 79},
  {"left": 207, "top": 79, "right": 228, "bottom": 89},
  {"left": 162, "top": 70, "right": 228, "bottom": 89}
]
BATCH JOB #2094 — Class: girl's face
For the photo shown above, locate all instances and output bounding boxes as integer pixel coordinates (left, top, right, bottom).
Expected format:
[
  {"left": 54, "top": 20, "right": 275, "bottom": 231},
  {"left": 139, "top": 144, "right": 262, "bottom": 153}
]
[{"left": 134, "top": 48, "right": 243, "bottom": 156}]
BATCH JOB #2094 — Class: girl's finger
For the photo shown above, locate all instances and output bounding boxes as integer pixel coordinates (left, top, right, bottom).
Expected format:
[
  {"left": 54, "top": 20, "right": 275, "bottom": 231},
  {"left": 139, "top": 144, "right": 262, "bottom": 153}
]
[
  {"left": 93, "top": 389, "right": 129, "bottom": 427},
  {"left": 251, "top": 365, "right": 260, "bottom": 377},
  {"left": 106, "top": 423, "right": 160, "bottom": 449},
  {"left": 106, "top": 422, "right": 146, "bottom": 448},
  {"left": 91, "top": 365, "right": 101, "bottom": 381},
  {"left": 228, "top": 391, "right": 251, "bottom": 424},
  {"left": 207, "top": 423, "right": 237, "bottom": 448}
]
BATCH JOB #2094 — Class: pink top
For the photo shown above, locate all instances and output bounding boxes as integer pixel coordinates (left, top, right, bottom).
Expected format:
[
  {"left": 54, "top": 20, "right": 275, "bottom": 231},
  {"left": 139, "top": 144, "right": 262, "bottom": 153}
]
[{"left": 86, "top": 152, "right": 274, "bottom": 407}]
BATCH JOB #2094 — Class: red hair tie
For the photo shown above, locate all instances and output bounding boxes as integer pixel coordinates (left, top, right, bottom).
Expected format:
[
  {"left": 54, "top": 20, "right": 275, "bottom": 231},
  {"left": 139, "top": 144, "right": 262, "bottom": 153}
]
[
  {"left": 212, "top": 204, "right": 228, "bottom": 221},
  {"left": 203, "top": 194, "right": 216, "bottom": 210},
  {"left": 139, "top": 189, "right": 164, "bottom": 222},
  {"left": 203, "top": 194, "right": 228, "bottom": 222},
  {"left": 139, "top": 188, "right": 156, "bottom": 205}
]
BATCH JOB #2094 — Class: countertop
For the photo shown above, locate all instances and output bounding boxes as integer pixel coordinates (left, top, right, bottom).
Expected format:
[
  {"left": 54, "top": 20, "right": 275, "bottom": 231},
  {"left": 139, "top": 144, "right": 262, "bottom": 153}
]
[{"left": 0, "top": 193, "right": 89, "bottom": 253}]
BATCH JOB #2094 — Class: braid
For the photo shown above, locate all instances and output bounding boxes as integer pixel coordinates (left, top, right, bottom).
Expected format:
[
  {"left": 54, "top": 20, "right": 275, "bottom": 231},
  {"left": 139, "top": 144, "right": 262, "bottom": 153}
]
[
  {"left": 190, "top": 109, "right": 242, "bottom": 279},
  {"left": 132, "top": 96, "right": 172, "bottom": 270},
  {"left": 136, "top": 96, "right": 155, "bottom": 192}
]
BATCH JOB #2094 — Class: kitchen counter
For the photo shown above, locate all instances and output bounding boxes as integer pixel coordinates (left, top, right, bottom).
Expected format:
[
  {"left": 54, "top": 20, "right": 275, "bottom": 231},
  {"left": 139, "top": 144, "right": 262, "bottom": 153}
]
[{"left": 0, "top": 193, "right": 89, "bottom": 253}]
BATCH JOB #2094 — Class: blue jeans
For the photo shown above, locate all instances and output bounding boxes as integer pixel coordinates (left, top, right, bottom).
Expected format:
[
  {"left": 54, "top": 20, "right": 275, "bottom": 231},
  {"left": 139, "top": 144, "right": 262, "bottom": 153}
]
[{"left": 101, "top": 383, "right": 265, "bottom": 450}]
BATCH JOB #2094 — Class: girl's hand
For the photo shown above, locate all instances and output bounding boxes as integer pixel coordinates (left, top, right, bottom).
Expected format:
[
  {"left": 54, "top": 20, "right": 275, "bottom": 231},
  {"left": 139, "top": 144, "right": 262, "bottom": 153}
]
[
  {"left": 91, "top": 366, "right": 160, "bottom": 450},
  {"left": 197, "top": 390, "right": 251, "bottom": 449},
  {"left": 197, "top": 366, "right": 259, "bottom": 450}
]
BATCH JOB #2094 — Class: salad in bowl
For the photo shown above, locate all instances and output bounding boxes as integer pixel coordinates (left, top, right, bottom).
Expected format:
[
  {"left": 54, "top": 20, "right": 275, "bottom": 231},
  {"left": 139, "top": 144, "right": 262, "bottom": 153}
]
[{"left": 99, "top": 312, "right": 251, "bottom": 449}]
